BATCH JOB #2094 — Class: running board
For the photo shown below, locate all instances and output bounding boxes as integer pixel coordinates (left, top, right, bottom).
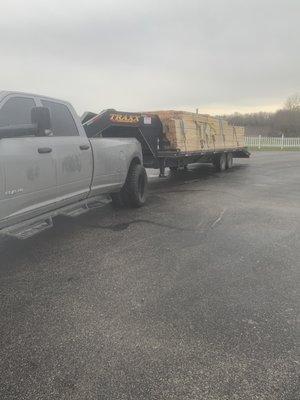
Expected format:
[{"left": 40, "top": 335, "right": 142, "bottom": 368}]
[
  {"left": 87, "top": 196, "right": 111, "bottom": 209},
  {"left": 61, "top": 205, "right": 89, "bottom": 218},
  {"left": 0, "top": 195, "right": 112, "bottom": 239},
  {"left": 3, "top": 218, "right": 53, "bottom": 240},
  {"left": 61, "top": 195, "right": 111, "bottom": 218}
]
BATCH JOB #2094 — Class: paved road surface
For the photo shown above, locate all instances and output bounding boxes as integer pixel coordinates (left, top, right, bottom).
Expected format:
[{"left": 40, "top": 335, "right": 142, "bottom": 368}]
[{"left": 0, "top": 152, "right": 299, "bottom": 399}]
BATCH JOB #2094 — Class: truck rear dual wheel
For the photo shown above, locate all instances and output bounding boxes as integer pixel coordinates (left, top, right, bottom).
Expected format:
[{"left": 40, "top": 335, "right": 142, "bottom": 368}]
[{"left": 111, "top": 163, "right": 148, "bottom": 208}]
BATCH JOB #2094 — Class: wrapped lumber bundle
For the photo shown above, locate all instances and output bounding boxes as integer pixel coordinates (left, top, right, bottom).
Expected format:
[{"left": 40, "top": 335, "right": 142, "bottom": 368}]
[{"left": 152, "top": 111, "right": 245, "bottom": 152}]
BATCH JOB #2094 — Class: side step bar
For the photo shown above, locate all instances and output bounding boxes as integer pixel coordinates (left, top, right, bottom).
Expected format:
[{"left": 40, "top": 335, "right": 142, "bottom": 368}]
[
  {"left": 3, "top": 218, "right": 54, "bottom": 240},
  {"left": 1, "top": 195, "right": 112, "bottom": 239},
  {"left": 61, "top": 196, "right": 111, "bottom": 218}
]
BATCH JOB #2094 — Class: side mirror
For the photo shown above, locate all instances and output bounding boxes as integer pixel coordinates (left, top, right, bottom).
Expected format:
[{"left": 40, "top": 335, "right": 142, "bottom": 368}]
[{"left": 31, "top": 107, "right": 52, "bottom": 136}]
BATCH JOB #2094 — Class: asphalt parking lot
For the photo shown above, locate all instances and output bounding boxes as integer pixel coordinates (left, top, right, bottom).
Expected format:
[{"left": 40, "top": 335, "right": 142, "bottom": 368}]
[{"left": 0, "top": 151, "right": 299, "bottom": 400}]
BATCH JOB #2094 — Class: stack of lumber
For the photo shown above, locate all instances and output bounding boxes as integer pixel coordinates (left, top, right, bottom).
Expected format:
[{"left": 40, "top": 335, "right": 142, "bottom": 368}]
[{"left": 151, "top": 111, "right": 245, "bottom": 152}]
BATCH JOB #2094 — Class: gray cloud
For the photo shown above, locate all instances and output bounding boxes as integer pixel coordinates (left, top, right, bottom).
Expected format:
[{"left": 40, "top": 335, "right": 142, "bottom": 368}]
[{"left": 0, "top": 0, "right": 299, "bottom": 114}]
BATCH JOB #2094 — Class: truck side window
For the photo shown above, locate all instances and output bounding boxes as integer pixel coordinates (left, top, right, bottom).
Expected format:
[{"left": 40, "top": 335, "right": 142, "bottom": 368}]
[
  {"left": 41, "top": 100, "right": 79, "bottom": 137},
  {"left": 0, "top": 97, "right": 35, "bottom": 127}
]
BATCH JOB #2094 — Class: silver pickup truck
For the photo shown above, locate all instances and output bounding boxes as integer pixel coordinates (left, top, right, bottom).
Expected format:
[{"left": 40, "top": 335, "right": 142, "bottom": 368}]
[{"left": 0, "top": 91, "right": 147, "bottom": 239}]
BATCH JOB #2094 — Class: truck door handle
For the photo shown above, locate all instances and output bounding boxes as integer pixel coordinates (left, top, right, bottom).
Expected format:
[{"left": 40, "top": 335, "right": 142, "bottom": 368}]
[
  {"left": 79, "top": 144, "right": 90, "bottom": 150},
  {"left": 38, "top": 147, "right": 52, "bottom": 154}
]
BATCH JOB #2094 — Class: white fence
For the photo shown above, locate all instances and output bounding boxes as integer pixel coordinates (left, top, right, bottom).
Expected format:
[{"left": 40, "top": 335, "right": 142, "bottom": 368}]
[{"left": 245, "top": 135, "right": 300, "bottom": 149}]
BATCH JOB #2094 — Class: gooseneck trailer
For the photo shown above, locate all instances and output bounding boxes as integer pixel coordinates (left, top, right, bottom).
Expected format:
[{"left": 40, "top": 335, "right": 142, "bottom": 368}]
[{"left": 82, "top": 109, "right": 250, "bottom": 177}]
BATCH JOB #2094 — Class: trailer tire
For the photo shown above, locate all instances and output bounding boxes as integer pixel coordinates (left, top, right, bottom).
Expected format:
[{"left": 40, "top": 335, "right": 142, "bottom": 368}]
[
  {"left": 213, "top": 153, "right": 227, "bottom": 172},
  {"left": 226, "top": 152, "right": 233, "bottom": 169}
]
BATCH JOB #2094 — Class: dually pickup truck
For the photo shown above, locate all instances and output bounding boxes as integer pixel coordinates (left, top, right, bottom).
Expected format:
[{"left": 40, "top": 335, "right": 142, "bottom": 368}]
[{"left": 0, "top": 91, "right": 148, "bottom": 239}]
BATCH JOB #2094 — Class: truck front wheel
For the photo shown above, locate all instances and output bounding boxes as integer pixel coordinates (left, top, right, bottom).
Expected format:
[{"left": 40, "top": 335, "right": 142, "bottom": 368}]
[{"left": 111, "top": 164, "right": 148, "bottom": 208}]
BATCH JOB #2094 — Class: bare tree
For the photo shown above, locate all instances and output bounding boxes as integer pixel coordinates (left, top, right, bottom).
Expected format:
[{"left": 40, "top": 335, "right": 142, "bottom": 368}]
[
  {"left": 220, "top": 96, "right": 300, "bottom": 137},
  {"left": 284, "top": 94, "right": 300, "bottom": 111}
]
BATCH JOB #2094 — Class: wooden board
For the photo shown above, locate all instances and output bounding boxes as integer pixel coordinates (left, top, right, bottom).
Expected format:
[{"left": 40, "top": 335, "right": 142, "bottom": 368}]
[{"left": 148, "top": 110, "right": 245, "bottom": 152}]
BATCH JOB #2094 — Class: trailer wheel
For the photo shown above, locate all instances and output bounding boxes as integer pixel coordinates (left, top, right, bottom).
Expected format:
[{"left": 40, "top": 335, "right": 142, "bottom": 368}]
[
  {"left": 213, "top": 153, "right": 227, "bottom": 172},
  {"left": 226, "top": 153, "right": 233, "bottom": 169}
]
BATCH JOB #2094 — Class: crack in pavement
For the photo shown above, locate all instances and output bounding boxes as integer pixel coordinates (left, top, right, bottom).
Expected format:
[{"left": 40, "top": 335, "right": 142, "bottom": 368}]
[
  {"left": 78, "top": 218, "right": 202, "bottom": 233},
  {"left": 75, "top": 211, "right": 229, "bottom": 234}
]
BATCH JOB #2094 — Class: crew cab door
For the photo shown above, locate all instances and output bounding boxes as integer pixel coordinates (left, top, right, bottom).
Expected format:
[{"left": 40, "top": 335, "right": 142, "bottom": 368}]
[
  {"left": 0, "top": 95, "right": 57, "bottom": 226},
  {"left": 39, "top": 99, "right": 93, "bottom": 205}
]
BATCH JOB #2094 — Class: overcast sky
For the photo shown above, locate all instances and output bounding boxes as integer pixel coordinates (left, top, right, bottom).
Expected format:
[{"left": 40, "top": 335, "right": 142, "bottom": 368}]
[{"left": 0, "top": 0, "right": 299, "bottom": 115}]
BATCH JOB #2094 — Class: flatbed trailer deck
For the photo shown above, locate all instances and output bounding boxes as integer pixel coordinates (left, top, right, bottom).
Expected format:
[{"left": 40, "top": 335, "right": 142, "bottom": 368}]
[{"left": 152, "top": 148, "right": 250, "bottom": 176}]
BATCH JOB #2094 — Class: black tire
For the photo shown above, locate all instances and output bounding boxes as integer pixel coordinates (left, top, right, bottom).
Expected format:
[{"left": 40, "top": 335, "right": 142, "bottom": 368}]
[
  {"left": 213, "top": 153, "right": 227, "bottom": 171},
  {"left": 169, "top": 166, "right": 178, "bottom": 172},
  {"left": 226, "top": 152, "right": 233, "bottom": 169},
  {"left": 112, "top": 163, "right": 148, "bottom": 208},
  {"left": 124, "top": 163, "right": 148, "bottom": 207}
]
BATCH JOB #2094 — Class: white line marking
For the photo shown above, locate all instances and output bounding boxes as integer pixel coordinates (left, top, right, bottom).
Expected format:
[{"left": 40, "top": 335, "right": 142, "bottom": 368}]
[{"left": 211, "top": 209, "right": 227, "bottom": 228}]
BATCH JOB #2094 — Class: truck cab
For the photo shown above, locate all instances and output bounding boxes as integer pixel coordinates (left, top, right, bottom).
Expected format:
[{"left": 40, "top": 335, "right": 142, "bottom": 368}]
[{"left": 0, "top": 91, "right": 94, "bottom": 227}]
